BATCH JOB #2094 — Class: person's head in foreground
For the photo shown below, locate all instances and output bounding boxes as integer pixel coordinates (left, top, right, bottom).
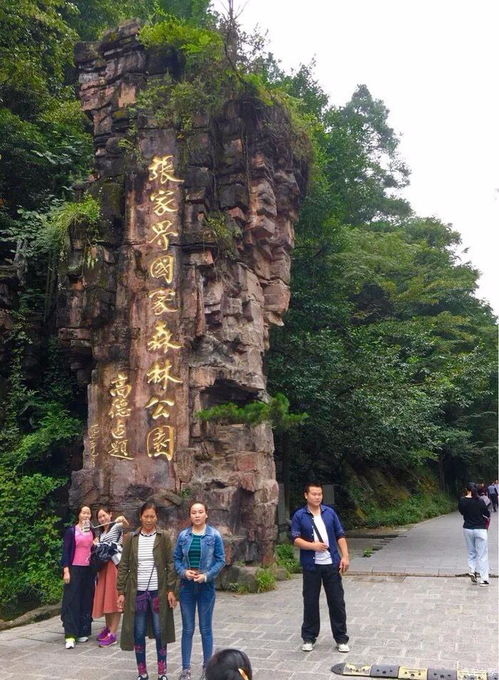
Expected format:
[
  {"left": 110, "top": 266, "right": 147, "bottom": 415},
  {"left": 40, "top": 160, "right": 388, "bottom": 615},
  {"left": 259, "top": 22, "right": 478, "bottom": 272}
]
[{"left": 205, "top": 648, "right": 252, "bottom": 680}]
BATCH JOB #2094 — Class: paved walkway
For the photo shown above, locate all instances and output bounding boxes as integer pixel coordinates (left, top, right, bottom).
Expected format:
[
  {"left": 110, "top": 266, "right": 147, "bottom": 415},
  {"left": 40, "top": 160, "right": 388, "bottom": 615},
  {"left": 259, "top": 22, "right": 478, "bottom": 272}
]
[
  {"left": 348, "top": 510, "right": 498, "bottom": 576},
  {"left": 0, "top": 512, "right": 497, "bottom": 680}
]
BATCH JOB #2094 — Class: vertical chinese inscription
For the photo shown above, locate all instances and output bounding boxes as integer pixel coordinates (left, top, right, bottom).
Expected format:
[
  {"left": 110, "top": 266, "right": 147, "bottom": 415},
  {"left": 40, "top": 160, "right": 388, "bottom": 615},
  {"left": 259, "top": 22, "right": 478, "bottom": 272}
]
[
  {"left": 145, "top": 155, "right": 184, "bottom": 460},
  {"left": 108, "top": 372, "right": 133, "bottom": 459},
  {"left": 88, "top": 424, "right": 99, "bottom": 467}
]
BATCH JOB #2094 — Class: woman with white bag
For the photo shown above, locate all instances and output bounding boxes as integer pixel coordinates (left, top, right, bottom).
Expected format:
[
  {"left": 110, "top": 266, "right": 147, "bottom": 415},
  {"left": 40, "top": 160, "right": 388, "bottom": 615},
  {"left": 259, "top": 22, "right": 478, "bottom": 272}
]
[{"left": 92, "top": 506, "right": 129, "bottom": 646}]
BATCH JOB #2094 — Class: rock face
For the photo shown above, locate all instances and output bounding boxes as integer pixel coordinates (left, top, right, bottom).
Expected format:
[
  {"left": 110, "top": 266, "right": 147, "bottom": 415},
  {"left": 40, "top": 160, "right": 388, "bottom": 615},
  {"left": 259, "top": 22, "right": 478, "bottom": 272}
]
[{"left": 59, "top": 20, "right": 307, "bottom": 564}]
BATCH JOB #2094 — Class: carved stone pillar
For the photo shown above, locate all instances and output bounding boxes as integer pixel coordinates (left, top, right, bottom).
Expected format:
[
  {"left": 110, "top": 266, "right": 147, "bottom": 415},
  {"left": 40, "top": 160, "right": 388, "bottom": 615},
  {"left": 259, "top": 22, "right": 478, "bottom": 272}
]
[{"left": 58, "top": 20, "right": 307, "bottom": 564}]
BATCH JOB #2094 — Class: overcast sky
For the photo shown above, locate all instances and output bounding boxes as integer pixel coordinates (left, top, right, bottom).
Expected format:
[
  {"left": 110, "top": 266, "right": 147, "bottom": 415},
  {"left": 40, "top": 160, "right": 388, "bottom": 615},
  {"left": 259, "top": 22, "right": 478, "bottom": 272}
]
[{"left": 212, "top": 0, "right": 499, "bottom": 316}]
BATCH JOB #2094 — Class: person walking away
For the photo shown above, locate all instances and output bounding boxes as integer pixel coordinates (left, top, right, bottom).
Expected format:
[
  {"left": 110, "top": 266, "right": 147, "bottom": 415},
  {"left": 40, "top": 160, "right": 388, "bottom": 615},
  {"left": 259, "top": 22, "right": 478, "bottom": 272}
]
[
  {"left": 458, "top": 483, "right": 490, "bottom": 586},
  {"left": 478, "top": 487, "right": 492, "bottom": 513},
  {"left": 174, "top": 501, "right": 226, "bottom": 680},
  {"left": 117, "top": 501, "right": 177, "bottom": 680},
  {"left": 291, "top": 483, "right": 350, "bottom": 653},
  {"left": 61, "top": 505, "right": 96, "bottom": 649},
  {"left": 92, "top": 506, "right": 129, "bottom": 647},
  {"left": 487, "top": 482, "right": 498, "bottom": 512},
  {"left": 204, "top": 648, "right": 252, "bottom": 680}
]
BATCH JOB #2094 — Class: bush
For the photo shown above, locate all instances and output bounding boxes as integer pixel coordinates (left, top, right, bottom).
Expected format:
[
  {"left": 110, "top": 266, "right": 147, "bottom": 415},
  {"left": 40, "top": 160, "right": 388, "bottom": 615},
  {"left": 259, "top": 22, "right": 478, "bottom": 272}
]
[
  {"left": 275, "top": 543, "right": 301, "bottom": 574},
  {"left": 255, "top": 567, "right": 276, "bottom": 593},
  {"left": 0, "top": 402, "right": 82, "bottom": 613},
  {"left": 361, "top": 493, "right": 455, "bottom": 528},
  {"left": 0, "top": 469, "right": 65, "bottom": 612}
]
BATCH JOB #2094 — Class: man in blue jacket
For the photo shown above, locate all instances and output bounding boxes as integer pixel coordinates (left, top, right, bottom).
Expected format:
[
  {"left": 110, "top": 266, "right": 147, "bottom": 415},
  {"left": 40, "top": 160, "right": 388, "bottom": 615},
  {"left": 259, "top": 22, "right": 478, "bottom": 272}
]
[{"left": 291, "top": 483, "right": 350, "bottom": 653}]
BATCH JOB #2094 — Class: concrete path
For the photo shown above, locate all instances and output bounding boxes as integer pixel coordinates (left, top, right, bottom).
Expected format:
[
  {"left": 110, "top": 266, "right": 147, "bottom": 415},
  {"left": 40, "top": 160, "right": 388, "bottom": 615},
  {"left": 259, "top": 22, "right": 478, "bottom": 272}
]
[
  {"left": 348, "top": 510, "right": 498, "bottom": 576},
  {"left": 0, "top": 512, "right": 497, "bottom": 680}
]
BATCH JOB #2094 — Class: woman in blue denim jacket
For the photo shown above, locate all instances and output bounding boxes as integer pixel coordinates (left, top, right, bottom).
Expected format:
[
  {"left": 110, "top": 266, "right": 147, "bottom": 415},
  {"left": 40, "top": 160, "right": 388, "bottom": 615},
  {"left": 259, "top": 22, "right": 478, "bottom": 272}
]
[{"left": 174, "top": 501, "right": 225, "bottom": 680}]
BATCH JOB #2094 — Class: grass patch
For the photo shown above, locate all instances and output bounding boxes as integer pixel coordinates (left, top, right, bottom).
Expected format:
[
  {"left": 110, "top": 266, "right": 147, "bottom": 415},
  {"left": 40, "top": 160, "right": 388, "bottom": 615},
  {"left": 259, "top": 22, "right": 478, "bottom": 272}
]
[
  {"left": 360, "top": 492, "right": 455, "bottom": 528},
  {"left": 255, "top": 568, "right": 276, "bottom": 593}
]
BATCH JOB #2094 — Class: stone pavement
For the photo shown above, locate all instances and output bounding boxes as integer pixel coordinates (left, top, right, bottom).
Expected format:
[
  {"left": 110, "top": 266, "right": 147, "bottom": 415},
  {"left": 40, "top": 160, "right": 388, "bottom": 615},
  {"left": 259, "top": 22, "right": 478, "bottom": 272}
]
[
  {"left": 348, "top": 510, "right": 498, "bottom": 577},
  {"left": 0, "top": 512, "right": 497, "bottom": 680}
]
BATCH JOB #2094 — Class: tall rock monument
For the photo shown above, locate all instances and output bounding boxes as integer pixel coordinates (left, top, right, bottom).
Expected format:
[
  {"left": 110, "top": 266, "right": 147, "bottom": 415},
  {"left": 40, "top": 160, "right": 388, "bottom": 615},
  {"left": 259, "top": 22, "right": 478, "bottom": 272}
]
[{"left": 58, "top": 21, "right": 307, "bottom": 563}]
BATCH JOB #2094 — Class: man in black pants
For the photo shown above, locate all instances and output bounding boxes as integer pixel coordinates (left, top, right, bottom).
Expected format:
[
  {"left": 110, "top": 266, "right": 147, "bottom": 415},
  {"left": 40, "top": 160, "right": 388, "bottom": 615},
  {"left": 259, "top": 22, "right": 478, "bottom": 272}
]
[{"left": 291, "top": 483, "right": 350, "bottom": 653}]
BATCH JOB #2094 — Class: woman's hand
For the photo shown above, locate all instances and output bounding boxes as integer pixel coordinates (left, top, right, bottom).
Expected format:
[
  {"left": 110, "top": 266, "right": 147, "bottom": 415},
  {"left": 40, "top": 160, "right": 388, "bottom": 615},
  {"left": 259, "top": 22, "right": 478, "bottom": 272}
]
[
  {"left": 193, "top": 572, "right": 207, "bottom": 583},
  {"left": 115, "top": 515, "right": 129, "bottom": 527},
  {"left": 63, "top": 567, "right": 70, "bottom": 584},
  {"left": 117, "top": 594, "right": 125, "bottom": 611},
  {"left": 167, "top": 591, "right": 177, "bottom": 608},
  {"left": 184, "top": 569, "right": 198, "bottom": 580}
]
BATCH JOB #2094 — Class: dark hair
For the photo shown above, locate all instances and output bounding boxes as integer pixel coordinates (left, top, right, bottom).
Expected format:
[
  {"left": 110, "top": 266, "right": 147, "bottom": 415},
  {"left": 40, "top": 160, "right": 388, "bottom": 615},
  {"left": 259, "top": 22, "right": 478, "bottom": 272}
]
[
  {"left": 75, "top": 504, "right": 91, "bottom": 517},
  {"left": 304, "top": 482, "right": 323, "bottom": 493},
  {"left": 139, "top": 501, "right": 158, "bottom": 517},
  {"left": 466, "top": 483, "right": 479, "bottom": 499},
  {"left": 189, "top": 500, "right": 208, "bottom": 513},
  {"left": 205, "top": 648, "right": 252, "bottom": 680},
  {"left": 97, "top": 505, "right": 112, "bottom": 515}
]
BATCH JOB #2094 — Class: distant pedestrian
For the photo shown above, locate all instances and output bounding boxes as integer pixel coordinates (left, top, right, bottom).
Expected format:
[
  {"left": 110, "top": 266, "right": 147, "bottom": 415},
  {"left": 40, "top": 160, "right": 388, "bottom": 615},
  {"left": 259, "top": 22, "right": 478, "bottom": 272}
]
[
  {"left": 291, "top": 482, "right": 350, "bottom": 653},
  {"left": 478, "top": 487, "right": 492, "bottom": 512},
  {"left": 477, "top": 482, "right": 487, "bottom": 497},
  {"left": 205, "top": 648, "right": 252, "bottom": 680},
  {"left": 487, "top": 482, "right": 498, "bottom": 512},
  {"left": 458, "top": 483, "right": 490, "bottom": 586},
  {"left": 117, "top": 501, "right": 177, "bottom": 680},
  {"left": 92, "top": 506, "right": 129, "bottom": 647},
  {"left": 174, "top": 500, "right": 226, "bottom": 680},
  {"left": 60, "top": 505, "right": 96, "bottom": 649}
]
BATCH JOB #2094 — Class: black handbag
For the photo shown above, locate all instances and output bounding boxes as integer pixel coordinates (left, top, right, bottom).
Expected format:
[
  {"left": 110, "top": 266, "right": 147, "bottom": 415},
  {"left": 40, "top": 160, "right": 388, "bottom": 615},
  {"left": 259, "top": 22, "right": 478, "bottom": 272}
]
[{"left": 90, "top": 541, "right": 118, "bottom": 570}]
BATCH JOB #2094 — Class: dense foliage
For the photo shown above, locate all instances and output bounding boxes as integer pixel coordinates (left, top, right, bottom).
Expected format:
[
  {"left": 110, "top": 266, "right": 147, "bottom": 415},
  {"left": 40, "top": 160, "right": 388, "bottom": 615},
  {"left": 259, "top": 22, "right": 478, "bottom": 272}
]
[
  {"left": 264, "top": 72, "right": 497, "bottom": 504},
  {"left": 0, "top": 1, "right": 496, "bottom": 612}
]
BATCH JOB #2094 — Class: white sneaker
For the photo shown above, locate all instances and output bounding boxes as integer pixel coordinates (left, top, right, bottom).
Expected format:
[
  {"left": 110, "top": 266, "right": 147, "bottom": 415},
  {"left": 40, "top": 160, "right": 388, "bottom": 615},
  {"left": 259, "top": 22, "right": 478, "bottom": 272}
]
[
  {"left": 337, "top": 642, "right": 350, "bottom": 653},
  {"left": 479, "top": 580, "right": 489, "bottom": 587},
  {"left": 302, "top": 641, "right": 314, "bottom": 652},
  {"left": 76, "top": 636, "right": 89, "bottom": 642},
  {"left": 65, "top": 638, "right": 75, "bottom": 649}
]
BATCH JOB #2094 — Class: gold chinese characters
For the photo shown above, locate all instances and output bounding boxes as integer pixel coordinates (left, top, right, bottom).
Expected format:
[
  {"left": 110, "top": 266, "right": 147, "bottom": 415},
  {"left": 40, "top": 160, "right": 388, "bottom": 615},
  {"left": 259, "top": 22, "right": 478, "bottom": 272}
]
[
  {"left": 144, "top": 154, "right": 184, "bottom": 460},
  {"left": 88, "top": 424, "right": 99, "bottom": 467},
  {"left": 108, "top": 373, "right": 132, "bottom": 459}
]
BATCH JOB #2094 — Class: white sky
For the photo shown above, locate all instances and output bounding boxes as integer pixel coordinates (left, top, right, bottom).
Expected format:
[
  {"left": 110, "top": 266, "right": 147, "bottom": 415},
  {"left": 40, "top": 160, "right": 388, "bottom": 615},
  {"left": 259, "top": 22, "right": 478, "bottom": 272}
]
[{"left": 212, "top": 0, "right": 499, "bottom": 316}]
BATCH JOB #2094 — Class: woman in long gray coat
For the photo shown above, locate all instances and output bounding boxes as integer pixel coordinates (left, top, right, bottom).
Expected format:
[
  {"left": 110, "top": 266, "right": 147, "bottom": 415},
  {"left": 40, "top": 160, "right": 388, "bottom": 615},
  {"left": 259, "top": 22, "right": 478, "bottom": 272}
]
[{"left": 117, "top": 501, "right": 177, "bottom": 680}]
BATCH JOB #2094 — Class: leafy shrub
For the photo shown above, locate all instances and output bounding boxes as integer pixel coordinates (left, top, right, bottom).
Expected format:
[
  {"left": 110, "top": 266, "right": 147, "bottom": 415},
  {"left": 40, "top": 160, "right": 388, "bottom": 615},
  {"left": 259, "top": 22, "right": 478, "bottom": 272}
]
[
  {"left": 0, "top": 402, "right": 82, "bottom": 612},
  {"left": 140, "top": 15, "right": 224, "bottom": 70},
  {"left": 0, "top": 469, "right": 65, "bottom": 611},
  {"left": 255, "top": 567, "right": 276, "bottom": 593},
  {"left": 362, "top": 493, "right": 455, "bottom": 528},
  {"left": 197, "top": 393, "right": 307, "bottom": 431},
  {"left": 275, "top": 543, "right": 301, "bottom": 574}
]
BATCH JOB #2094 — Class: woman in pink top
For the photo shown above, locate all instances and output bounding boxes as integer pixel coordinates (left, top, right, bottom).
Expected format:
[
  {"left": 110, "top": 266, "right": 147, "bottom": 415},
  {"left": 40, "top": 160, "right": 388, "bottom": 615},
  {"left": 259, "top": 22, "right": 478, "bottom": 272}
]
[{"left": 60, "top": 505, "right": 96, "bottom": 649}]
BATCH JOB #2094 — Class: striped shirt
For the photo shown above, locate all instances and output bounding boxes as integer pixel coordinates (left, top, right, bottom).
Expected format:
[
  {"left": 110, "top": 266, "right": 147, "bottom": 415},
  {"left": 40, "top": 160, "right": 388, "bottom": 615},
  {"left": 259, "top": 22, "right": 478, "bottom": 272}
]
[
  {"left": 137, "top": 532, "right": 158, "bottom": 591},
  {"left": 188, "top": 533, "right": 202, "bottom": 569},
  {"left": 99, "top": 522, "right": 123, "bottom": 545}
]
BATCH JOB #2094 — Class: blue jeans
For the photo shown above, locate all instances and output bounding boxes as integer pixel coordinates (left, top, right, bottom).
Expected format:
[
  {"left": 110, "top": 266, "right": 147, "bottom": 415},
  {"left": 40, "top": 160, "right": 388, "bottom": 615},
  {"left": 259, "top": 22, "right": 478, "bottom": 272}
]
[
  {"left": 463, "top": 528, "right": 489, "bottom": 582},
  {"left": 180, "top": 579, "right": 216, "bottom": 669},
  {"left": 133, "top": 590, "right": 166, "bottom": 677}
]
